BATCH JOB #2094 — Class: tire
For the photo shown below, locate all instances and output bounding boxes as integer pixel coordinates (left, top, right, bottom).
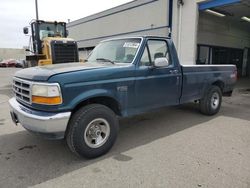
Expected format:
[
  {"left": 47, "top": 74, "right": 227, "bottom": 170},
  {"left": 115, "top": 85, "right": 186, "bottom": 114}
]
[
  {"left": 66, "top": 104, "right": 119, "bottom": 158},
  {"left": 200, "top": 85, "right": 222, "bottom": 116}
]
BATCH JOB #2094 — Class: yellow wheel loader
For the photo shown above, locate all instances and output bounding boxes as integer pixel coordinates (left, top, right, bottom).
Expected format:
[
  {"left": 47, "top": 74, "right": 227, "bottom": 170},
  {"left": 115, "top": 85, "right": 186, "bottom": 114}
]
[{"left": 23, "top": 20, "right": 79, "bottom": 67}]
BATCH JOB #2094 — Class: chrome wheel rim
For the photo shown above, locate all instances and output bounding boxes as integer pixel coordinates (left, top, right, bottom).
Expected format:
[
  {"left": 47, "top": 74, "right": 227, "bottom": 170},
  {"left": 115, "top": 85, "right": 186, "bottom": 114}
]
[
  {"left": 84, "top": 118, "right": 110, "bottom": 148},
  {"left": 211, "top": 92, "right": 220, "bottom": 110}
]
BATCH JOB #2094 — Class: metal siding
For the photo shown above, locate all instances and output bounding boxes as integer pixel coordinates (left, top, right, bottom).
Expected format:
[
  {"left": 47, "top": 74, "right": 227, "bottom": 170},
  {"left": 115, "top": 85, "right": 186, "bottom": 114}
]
[
  {"left": 77, "top": 27, "right": 169, "bottom": 49},
  {"left": 67, "top": 0, "right": 159, "bottom": 28},
  {"left": 68, "top": 0, "right": 169, "bottom": 48}
]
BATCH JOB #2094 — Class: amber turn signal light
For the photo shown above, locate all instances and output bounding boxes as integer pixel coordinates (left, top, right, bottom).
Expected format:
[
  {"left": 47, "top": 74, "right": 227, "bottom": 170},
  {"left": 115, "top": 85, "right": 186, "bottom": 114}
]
[{"left": 32, "top": 96, "right": 62, "bottom": 105}]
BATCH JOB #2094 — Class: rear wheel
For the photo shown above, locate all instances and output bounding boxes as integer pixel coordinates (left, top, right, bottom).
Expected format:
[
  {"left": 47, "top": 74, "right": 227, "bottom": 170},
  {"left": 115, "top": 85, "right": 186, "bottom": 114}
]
[
  {"left": 200, "top": 85, "right": 222, "bottom": 115},
  {"left": 66, "top": 104, "right": 119, "bottom": 158}
]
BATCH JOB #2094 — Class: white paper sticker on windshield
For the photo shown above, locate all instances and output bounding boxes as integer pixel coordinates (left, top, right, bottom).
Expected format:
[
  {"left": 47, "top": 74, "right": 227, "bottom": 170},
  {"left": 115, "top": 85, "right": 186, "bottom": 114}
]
[{"left": 123, "top": 42, "right": 140, "bottom": 48}]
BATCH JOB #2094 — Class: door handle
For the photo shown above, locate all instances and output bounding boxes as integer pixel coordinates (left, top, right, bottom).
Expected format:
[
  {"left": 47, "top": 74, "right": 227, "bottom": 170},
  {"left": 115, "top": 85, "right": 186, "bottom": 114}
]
[{"left": 169, "top": 70, "right": 179, "bottom": 74}]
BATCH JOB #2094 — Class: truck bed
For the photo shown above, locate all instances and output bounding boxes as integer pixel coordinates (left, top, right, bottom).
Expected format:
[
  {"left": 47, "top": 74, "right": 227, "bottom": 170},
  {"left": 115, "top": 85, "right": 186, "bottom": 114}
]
[{"left": 180, "top": 65, "right": 237, "bottom": 103}]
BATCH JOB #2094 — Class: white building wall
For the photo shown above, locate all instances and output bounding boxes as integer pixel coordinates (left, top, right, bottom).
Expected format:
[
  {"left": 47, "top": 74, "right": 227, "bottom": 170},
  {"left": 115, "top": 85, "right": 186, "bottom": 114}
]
[
  {"left": 197, "top": 12, "right": 250, "bottom": 49},
  {"left": 68, "top": 0, "right": 249, "bottom": 66},
  {"left": 68, "top": 0, "right": 170, "bottom": 48},
  {"left": 67, "top": 0, "right": 250, "bottom": 66},
  {"left": 78, "top": 50, "right": 93, "bottom": 60},
  {"left": 0, "top": 48, "right": 25, "bottom": 60},
  {"left": 172, "top": 0, "right": 200, "bottom": 65}
]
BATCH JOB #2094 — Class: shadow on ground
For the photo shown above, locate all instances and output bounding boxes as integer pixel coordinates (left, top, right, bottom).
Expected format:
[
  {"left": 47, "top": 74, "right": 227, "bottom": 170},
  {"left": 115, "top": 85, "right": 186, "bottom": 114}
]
[
  {"left": 0, "top": 104, "right": 212, "bottom": 187},
  {"left": 0, "top": 99, "right": 249, "bottom": 187}
]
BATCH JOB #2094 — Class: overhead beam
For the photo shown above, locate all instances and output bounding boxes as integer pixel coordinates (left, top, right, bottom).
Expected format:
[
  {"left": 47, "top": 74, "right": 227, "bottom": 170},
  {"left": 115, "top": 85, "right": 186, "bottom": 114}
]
[{"left": 199, "top": 0, "right": 241, "bottom": 10}]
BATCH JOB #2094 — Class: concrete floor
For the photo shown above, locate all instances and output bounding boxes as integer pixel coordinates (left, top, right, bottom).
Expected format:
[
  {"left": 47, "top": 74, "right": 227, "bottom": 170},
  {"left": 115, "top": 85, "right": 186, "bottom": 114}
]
[{"left": 0, "top": 68, "right": 250, "bottom": 188}]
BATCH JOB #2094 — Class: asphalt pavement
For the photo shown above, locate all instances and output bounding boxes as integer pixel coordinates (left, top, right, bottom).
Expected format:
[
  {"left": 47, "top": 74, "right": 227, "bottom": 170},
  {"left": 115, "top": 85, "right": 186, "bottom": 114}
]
[{"left": 0, "top": 68, "right": 250, "bottom": 188}]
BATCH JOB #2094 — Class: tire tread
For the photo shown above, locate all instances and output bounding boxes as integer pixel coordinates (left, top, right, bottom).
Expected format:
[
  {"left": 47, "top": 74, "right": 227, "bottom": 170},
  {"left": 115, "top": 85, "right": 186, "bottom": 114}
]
[
  {"left": 200, "top": 85, "right": 222, "bottom": 116},
  {"left": 66, "top": 104, "right": 118, "bottom": 158}
]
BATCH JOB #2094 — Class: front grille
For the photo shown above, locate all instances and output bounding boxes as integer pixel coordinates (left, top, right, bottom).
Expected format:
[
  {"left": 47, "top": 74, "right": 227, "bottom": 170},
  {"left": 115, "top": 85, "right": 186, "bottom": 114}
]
[
  {"left": 13, "top": 78, "right": 31, "bottom": 104},
  {"left": 51, "top": 41, "right": 79, "bottom": 64}
]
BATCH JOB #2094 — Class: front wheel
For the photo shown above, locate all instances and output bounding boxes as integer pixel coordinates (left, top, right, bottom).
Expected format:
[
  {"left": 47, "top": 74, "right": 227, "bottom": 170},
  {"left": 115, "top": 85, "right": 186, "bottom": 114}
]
[
  {"left": 66, "top": 104, "right": 119, "bottom": 158},
  {"left": 200, "top": 85, "right": 222, "bottom": 115}
]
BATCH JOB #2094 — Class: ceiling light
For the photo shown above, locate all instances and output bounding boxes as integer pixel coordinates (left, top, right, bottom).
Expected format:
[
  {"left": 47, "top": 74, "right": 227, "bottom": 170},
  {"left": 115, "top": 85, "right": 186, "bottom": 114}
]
[
  {"left": 241, "top": 16, "right": 250, "bottom": 22},
  {"left": 205, "top": 9, "right": 226, "bottom": 17}
]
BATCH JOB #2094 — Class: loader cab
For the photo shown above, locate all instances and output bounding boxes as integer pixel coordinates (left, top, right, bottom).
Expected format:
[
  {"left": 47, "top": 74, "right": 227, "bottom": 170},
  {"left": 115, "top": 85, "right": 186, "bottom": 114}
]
[
  {"left": 23, "top": 20, "right": 79, "bottom": 67},
  {"left": 27, "top": 20, "right": 68, "bottom": 54}
]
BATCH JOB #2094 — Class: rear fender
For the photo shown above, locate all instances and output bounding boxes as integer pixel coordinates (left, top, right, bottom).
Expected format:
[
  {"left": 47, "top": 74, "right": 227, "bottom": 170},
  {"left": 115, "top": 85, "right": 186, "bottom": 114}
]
[{"left": 201, "top": 79, "right": 224, "bottom": 99}]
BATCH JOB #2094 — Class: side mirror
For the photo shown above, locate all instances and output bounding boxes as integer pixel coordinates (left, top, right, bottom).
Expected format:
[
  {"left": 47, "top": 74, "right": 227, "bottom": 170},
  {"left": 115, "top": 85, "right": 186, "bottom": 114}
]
[
  {"left": 23, "top": 27, "right": 29, "bottom": 34},
  {"left": 154, "top": 57, "right": 169, "bottom": 67}
]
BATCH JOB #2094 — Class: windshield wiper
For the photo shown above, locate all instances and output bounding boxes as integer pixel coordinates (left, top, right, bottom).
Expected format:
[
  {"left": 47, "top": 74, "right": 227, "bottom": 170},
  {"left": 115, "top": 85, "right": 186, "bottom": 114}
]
[{"left": 96, "top": 58, "right": 115, "bottom": 64}]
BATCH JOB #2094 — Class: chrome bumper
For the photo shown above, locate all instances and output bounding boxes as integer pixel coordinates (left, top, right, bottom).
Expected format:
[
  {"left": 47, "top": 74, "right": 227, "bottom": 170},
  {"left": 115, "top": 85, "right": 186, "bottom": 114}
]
[{"left": 9, "top": 97, "right": 71, "bottom": 139}]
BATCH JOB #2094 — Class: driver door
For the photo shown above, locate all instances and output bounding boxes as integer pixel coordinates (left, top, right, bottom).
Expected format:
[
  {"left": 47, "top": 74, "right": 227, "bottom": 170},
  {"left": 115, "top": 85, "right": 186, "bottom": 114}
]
[{"left": 135, "top": 39, "right": 181, "bottom": 110}]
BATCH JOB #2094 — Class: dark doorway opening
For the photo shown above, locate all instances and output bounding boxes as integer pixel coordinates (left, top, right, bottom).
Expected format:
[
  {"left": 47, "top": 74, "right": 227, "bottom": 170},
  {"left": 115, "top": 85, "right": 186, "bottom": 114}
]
[{"left": 197, "top": 44, "right": 244, "bottom": 77}]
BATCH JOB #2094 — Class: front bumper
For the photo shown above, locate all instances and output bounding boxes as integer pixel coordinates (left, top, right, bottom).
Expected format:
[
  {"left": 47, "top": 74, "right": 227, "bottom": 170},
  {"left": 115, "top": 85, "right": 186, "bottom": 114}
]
[{"left": 9, "top": 97, "right": 71, "bottom": 140}]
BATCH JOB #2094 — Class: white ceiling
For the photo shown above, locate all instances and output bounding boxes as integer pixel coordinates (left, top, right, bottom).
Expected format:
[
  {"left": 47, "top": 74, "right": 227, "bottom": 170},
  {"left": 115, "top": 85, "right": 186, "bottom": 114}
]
[{"left": 203, "top": 0, "right": 250, "bottom": 28}]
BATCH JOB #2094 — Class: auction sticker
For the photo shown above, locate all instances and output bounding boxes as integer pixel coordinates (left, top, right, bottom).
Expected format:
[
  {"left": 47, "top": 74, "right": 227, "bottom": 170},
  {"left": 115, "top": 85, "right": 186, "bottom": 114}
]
[{"left": 123, "top": 42, "right": 140, "bottom": 48}]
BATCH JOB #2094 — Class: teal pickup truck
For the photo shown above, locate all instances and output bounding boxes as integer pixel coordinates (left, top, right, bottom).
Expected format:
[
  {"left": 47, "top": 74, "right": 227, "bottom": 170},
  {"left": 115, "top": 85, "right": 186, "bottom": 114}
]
[{"left": 9, "top": 36, "right": 237, "bottom": 158}]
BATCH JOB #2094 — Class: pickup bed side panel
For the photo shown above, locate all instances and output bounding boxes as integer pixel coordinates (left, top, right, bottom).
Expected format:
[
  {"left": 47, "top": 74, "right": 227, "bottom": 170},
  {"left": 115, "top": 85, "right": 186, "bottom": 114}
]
[{"left": 180, "top": 65, "right": 236, "bottom": 104}]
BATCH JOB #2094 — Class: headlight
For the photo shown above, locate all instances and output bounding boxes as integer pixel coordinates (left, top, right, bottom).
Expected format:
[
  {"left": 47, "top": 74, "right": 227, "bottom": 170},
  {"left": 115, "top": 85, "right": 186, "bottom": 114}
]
[{"left": 31, "top": 84, "right": 62, "bottom": 105}]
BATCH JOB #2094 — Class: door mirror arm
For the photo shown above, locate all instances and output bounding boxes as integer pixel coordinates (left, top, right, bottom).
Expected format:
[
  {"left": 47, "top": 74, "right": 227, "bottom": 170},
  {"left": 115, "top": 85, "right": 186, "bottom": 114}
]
[{"left": 147, "top": 65, "right": 155, "bottom": 70}]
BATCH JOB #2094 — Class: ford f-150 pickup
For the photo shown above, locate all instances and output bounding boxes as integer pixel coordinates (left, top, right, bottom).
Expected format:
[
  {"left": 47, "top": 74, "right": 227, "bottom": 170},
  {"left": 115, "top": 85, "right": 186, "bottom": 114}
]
[{"left": 9, "top": 36, "right": 237, "bottom": 158}]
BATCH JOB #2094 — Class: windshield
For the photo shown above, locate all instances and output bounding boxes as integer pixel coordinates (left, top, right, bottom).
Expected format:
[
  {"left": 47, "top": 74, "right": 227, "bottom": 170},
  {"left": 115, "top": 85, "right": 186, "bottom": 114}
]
[
  {"left": 88, "top": 38, "right": 141, "bottom": 64},
  {"left": 38, "top": 23, "right": 66, "bottom": 40}
]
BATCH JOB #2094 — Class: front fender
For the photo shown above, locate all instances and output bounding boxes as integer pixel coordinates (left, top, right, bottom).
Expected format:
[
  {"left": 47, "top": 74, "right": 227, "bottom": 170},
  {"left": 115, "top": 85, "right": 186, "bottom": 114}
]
[{"left": 68, "top": 89, "right": 117, "bottom": 109}]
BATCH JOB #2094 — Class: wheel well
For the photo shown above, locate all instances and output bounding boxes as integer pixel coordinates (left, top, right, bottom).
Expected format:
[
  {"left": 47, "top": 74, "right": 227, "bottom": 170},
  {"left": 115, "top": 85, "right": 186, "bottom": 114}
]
[
  {"left": 72, "top": 96, "right": 122, "bottom": 116},
  {"left": 212, "top": 81, "right": 224, "bottom": 92}
]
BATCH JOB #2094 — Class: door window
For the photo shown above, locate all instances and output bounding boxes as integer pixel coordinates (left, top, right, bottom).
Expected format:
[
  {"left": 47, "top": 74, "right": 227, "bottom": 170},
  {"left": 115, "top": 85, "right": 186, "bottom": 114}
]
[
  {"left": 148, "top": 40, "right": 171, "bottom": 64},
  {"left": 140, "top": 40, "right": 171, "bottom": 66}
]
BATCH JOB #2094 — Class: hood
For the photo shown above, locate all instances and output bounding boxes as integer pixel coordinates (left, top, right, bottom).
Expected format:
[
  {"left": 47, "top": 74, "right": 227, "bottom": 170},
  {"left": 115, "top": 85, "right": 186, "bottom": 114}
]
[{"left": 14, "top": 62, "right": 110, "bottom": 81}]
